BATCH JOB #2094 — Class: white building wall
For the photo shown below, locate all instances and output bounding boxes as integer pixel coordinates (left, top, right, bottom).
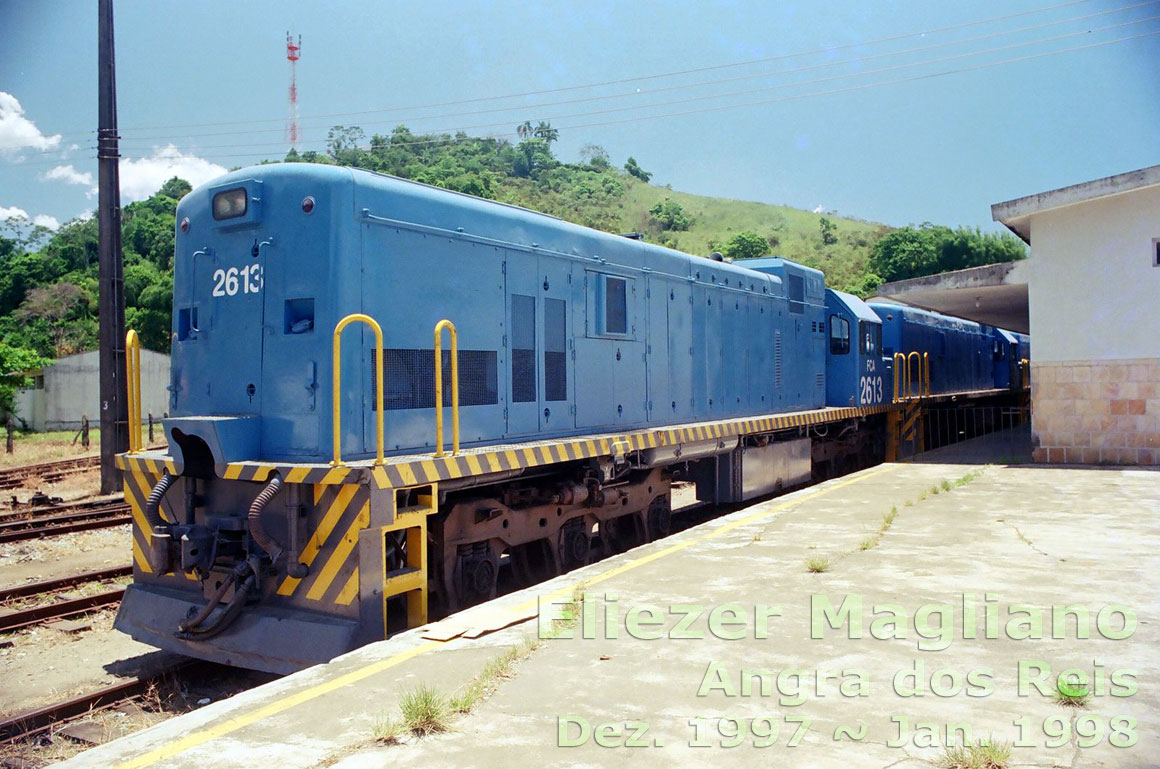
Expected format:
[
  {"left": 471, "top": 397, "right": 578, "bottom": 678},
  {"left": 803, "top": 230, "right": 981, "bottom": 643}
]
[
  {"left": 1028, "top": 184, "right": 1160, "bottom": 363},
  {"left": 14, "top": 350, "right": 171, "bottom": 432}
]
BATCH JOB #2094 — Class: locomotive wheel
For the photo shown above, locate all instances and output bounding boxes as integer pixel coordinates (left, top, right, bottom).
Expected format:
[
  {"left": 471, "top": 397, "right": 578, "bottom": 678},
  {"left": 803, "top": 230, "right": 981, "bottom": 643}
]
[
  {"left": 646, "top": 496, "right": 672, "bottom": 540},
  {"left": 455, "top": 543, "right": 500, "bottom": 607},
  {"left": 559, "top": 522, "right": 590, "bottom": 572}
]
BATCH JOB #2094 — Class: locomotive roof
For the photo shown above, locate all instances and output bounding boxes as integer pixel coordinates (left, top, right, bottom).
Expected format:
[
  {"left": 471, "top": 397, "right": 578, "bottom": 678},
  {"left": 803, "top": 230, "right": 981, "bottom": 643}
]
[
  {"left": 198, "top": 163, "right": 789, "bottom": 295},
  {"left": 867, "top": 300, "right": 986, "bottom": 332},
  {"left": 828, "top": 289, "right": 882, "bottom": 324}
]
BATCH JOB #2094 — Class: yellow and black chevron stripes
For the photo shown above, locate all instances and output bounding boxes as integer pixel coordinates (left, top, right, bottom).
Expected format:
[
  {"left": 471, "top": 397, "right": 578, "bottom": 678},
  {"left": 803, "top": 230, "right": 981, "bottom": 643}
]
[
  {"left": 120, "top": 465, "right": 196, "bottom": 582},
  {"left": 118, "top": 403, "right": 894, "bottom": 494},
  {"left": 116, "top": 454, "right": 178, "bottom": 476},
  {"left": 121, "top": 465, "right": 155, "bottom": 574},
  {"left": 276, "top": 484, "right": 370, "bottom": 607}
]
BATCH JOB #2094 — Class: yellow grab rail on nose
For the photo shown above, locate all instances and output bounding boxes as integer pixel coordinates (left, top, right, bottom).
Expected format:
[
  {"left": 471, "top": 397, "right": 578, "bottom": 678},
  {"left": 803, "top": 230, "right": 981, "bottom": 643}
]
[
  {"left": 433, "top": 319, "right": 460, "bottom": 457},
  {"left": 332, "top": 314, "right": 385, "bottom": 466},
  {"left": 923, "top": 352, "right": 931, "bottom": 396},
  {"left": 125, "top": 329, "right": 142, "bottom": 453}
]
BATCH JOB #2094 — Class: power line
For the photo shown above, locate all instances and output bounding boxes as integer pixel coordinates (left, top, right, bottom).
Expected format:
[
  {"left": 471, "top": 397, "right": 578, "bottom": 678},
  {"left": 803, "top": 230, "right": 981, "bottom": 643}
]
[
  {"left": 115, "top": 15, "right": 1160, "bottom": 155},
  {"left": 44, "top": 0, "right": 1102, "bottom": 142},
  {"left": 114, "top": 0, "right": 1157, "bottom": 146},
  {"left": 113, "top": 29, "right": 1157, "bottom": 165}
]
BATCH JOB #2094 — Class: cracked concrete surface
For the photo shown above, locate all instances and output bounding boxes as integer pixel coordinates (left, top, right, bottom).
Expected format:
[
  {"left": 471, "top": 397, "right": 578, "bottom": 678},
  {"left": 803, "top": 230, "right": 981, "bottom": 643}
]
[{"left": 58, "top": 450, "right": 1159, "bottom": 769}]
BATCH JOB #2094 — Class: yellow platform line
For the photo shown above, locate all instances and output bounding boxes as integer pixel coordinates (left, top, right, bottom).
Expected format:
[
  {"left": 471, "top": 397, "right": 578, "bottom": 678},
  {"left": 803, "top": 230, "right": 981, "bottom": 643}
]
[{"left": 112, "top": 463, "right": 893, "bottom": 769}]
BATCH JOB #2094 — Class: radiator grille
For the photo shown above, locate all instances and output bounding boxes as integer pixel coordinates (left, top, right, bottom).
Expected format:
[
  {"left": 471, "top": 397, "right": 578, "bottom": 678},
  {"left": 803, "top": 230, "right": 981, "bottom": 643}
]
[
  {"left": 372, "top": 349, "right": 498, "bottom": 410},
  {"left": 774, "top": 331, "right": 783, "bottom": 389},
  {"left": 512, "top": 294, "right": 536, "bottom": 403},
  {"left": 544, "top": 298, "right": 567, "bottom": 401}
]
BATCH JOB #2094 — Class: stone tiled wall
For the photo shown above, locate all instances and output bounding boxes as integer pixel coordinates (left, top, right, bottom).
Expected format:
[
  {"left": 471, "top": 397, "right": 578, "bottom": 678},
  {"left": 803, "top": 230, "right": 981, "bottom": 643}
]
[{"left": 1031, "top": 358, "right": 1160, "bottom": 465}]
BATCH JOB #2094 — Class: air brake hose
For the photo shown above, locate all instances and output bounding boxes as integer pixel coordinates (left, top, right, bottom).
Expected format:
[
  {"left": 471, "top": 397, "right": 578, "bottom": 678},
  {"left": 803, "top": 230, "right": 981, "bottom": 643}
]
[
  {"left": 247, "top": 473, "right": 284, "bottom": 562},
  {"left": 175, "top": 561, "right": 256, "bottom": 640},
  {"left": 145, "top": 472, "right": 176, "bottom": 530}
]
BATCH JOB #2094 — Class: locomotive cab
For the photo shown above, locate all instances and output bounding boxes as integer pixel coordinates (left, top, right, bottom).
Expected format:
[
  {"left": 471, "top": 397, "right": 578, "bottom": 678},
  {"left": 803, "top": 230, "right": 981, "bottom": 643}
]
[{"left": 823, "top": 290, "right": 886, "bottom": 407}]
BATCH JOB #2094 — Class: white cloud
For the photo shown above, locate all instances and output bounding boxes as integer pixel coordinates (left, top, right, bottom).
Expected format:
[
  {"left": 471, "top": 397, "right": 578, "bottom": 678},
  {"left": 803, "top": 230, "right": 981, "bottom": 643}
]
[
  {"left": 0, "top": 204, "right": 30, "bottom": 221},
  {"left": 0, "top": 92, "right": 61, "bottom": 155},
  {"left": 1, "top": 205, "right": 60, "bottom": 233},
  {"left": 119, "top": 145, "right": 226, "bottom": 202},
  {"left": 812, "top": 205, "right": 825, "bottom": 214},
  {"left": 44, "top": 164, "right": 98, "bottom": 197}
]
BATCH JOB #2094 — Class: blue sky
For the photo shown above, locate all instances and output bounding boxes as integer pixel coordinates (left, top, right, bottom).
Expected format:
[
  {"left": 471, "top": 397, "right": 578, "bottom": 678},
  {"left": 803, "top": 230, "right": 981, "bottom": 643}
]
[{"left": 2, "top": 0, "right": 1157, "bottom": 234}]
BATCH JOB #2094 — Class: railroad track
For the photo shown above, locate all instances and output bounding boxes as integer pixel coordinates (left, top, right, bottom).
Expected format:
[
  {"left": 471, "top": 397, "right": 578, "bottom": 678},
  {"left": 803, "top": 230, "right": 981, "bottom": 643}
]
[
  {"left": 0, "top": 565, "right": 131, "bottom": 633},
  {"left": 0, "top": 455, "right": 100, "bottom": 491},
  {"left": 0, "top": 499, "right": 132, "bottom": 544},
  {"left": 0, "top": 662, "right": 198, "bottom": 744}
]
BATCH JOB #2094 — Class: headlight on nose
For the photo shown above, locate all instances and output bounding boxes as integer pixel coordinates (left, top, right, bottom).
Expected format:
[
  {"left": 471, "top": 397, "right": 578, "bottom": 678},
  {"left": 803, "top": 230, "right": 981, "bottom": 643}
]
[{"left": 212, "top": 188, "right": 248, "bottom": 220}]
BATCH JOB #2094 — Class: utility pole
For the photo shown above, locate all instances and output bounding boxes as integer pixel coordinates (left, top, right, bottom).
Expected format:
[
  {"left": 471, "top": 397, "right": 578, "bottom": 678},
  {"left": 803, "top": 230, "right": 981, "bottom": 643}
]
[{"left": 97, "top": 0, "right": 127, "bottom": 494}]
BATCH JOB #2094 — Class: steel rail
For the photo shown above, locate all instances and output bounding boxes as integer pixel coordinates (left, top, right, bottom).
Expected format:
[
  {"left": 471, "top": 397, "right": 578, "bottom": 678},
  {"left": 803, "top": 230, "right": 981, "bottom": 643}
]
[
  {"left": 0, "top": 662, "right": 198, "bottom": 743},
  {"left": 0, "top": 566, "right": 132, "bottom": 602},
  {"left": 0, "top": 588, "right": 126, "bottom": 633}
]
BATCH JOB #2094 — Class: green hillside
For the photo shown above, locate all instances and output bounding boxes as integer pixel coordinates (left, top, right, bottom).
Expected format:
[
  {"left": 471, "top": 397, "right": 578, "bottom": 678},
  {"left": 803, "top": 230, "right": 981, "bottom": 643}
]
[
  {"left": 617, "top": 181, "right": 885, "bottom": 295},
  {"left": 0, "top": 122, "right": 1025, "bottom": 419}
]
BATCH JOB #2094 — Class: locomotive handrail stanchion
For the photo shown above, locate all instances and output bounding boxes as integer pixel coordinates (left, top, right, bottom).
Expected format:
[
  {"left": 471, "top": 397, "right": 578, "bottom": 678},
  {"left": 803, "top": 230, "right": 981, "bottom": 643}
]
[
  {"left": 331, "top": 314, "right": 385, "bottom": 467},
  {"left": 906, "top": 351, "right": 922, "bottom": 400},
  {"left": 125, "top": 329, "right": 142, "bottom": 454},
  {"left": 923, "top": 352, "right": 931, "bottom": 397},
  {"left": 1021, "top": 358, "right": 1031, "bottom": 389},
  {"left": 892, "top": 352, "right": 907, "bottom": 403},
  {"left": 433, "top": 319, "right": 460, "bottom": 457}
]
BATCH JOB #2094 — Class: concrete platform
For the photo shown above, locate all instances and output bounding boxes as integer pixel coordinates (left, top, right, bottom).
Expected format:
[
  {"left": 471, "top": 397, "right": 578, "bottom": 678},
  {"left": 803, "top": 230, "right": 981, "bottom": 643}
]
[{"left": 60, "top": 456, "right": 1159, "bottom": 768}]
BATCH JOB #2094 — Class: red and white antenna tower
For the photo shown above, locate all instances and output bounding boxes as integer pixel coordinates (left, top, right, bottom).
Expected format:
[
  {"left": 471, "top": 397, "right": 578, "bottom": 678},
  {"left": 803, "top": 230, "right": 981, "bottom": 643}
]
[{"left": 286, "top": 32, "right": 301, "bottom": 151}]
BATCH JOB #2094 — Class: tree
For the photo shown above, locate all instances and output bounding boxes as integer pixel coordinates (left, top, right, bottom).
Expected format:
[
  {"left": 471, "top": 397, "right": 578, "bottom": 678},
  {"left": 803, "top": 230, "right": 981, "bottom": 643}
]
[
  {"left": 819, "top": 216, "right": 838, "bottom": 245},
  {"left": 512, "top": 139, "right": 556, "bottom": 178},
  {"left": 648, "top": 198, "right": 692, "bottom": 231},
  {"left": 0, "top": 342, "right": 48, "bottom": 419},
  {"left": 326, "top": 125, "right": 366, "bottom": 161},
  {"left": 157, "top": 177, "right": 192, "bottom": 201},
  {"left": 516, "top": 121, "right": 534, "bottom": 140},
  {"left": 533, "top": 121, "right": 559, "bottom": 144},
  {"left": 722, "top": 231, "right": 769, "bottom": 261},
  {"left": 624, "top": 156, "right": 651, "bottom": 182},
  {"left": 869, "top": 227, "right": 939, "bottom": 282},
  {"left": 869, "top": 224, "right": 1026, "bottom": 282},
  {"left": 579, "top": 144, "right": 611, "bottom": 169}
]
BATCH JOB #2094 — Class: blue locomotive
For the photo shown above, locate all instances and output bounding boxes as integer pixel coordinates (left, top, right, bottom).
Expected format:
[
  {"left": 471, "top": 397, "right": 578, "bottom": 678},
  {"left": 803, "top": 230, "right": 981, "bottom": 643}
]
[{"left": 115, "top": 163, "right": 1027, "bottom": 672}]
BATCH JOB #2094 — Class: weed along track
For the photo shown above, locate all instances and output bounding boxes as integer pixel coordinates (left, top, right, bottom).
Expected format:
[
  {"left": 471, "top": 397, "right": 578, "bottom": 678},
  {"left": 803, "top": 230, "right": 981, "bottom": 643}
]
[
  {"left": 0, "top": 661, "right": 277, "bottom": 756},
  {"left": 0, "top": 566, "right": 132, "bottom": 632}
]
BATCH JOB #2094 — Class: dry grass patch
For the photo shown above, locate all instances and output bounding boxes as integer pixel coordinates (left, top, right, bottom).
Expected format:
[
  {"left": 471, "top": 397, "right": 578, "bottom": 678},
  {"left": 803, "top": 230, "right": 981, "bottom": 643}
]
[{"left": 937, "top": 738, "right": 1011, "bottom": 768}]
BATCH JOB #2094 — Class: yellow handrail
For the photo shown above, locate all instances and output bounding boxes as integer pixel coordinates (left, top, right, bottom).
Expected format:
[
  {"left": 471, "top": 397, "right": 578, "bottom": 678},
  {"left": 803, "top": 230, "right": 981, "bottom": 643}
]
[
  {"left": 332, "top": 314, "right": 385, "bottom": 466},
  {"left": 125, "top": 329, "right": 142, "bottom": 453},
  {"left": 893, "top": 351, "right": 930, "bottom": 403},
  {"left": 433, "top": 319, "right": 460, "bottom": 457},
  {"left": 1020, "top": 358, "right": 1030, "bottom": 389},
  {"left": 892, "top": 352, "right": 906, "bottom": 403},
  {"left": 906, "top": 351, "right": 922, "bottom": 400}
]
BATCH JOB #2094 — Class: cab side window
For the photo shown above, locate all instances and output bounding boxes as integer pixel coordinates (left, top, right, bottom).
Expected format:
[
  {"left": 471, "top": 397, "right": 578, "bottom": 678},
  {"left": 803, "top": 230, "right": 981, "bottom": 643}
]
[
  {"left": 830, "top": 315, "right": 850, "bottom": 355},
  {"left": 859, "top": 321, "right": 880, "bottom": 355}
]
